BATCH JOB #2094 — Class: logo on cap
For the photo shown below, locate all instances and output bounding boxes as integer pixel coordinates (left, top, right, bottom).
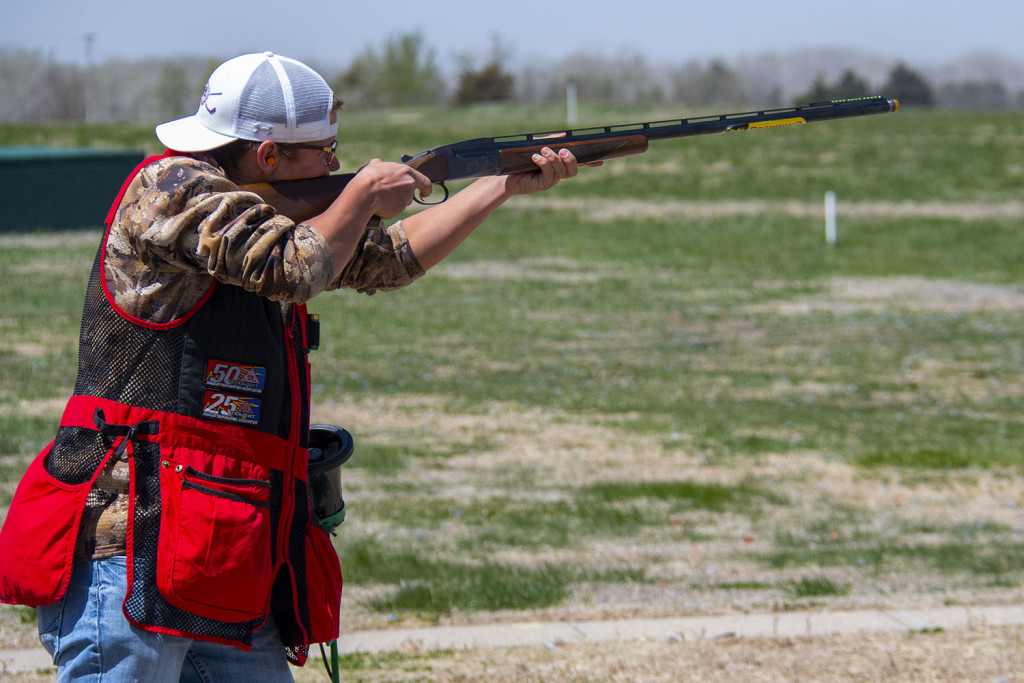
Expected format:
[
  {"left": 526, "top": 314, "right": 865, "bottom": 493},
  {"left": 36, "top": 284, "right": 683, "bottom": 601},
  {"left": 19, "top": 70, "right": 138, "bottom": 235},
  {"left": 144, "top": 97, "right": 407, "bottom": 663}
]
[{"left": 200, "top": 84, "right": 223, "bottom": 114}]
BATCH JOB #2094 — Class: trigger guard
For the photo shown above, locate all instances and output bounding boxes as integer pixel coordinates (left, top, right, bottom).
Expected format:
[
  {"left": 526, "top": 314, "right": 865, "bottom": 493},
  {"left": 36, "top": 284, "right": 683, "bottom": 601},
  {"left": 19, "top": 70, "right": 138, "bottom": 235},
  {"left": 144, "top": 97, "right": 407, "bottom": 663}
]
[{"left": 413, "top": 182, "right": 450, "bottom": 206}]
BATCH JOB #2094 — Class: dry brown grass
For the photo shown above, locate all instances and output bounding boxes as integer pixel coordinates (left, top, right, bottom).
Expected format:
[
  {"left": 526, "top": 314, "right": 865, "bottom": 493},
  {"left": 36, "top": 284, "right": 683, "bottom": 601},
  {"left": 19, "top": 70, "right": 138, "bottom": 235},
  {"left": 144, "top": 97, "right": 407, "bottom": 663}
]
[{"left": 512, "top": 196, "right": 1024, "bottom": 224}]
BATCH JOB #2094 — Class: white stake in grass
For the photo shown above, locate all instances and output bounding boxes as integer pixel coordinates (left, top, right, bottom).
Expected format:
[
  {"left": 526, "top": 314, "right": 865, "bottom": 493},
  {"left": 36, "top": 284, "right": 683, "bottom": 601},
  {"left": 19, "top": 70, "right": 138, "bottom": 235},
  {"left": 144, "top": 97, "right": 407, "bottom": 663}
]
[
  {"left": 567, "top": 82, "right": 578, "bottom": 126},
  {"left": 824, "top": 190, "right": 837, "bottom": 245}
]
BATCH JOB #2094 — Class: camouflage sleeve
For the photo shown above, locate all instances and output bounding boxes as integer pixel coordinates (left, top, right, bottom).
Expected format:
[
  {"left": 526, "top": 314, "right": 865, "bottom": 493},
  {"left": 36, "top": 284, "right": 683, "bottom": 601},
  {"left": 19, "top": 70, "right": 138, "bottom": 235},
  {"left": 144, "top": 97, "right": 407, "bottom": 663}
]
[
  {"left": 106, "top": 156, "right": 424, "bottom": 323},
  {"left": 328, "top": 217, "right": 426, "bottom": 294},
  {"left": 109, "top": 156, "right": 334, "bottom": 312}
]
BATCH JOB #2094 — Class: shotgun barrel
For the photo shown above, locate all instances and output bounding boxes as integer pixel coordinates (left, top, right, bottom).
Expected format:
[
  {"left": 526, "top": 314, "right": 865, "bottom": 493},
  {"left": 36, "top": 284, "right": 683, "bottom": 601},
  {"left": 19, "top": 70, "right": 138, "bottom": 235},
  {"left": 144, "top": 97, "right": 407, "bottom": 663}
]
[{"left": 401, "top": 96, "right": 899, "bottom": 183}]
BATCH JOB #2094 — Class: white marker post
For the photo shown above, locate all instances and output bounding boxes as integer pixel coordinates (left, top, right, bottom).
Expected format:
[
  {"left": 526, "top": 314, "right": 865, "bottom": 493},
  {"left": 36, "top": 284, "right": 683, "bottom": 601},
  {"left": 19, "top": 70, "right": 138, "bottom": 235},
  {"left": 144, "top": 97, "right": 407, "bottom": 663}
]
[
  {"left": 824, "top": 191, "right": 837, "bottom": 245},
  {"left": 567, "top": 82, "right": 578, "bottom": 127}
]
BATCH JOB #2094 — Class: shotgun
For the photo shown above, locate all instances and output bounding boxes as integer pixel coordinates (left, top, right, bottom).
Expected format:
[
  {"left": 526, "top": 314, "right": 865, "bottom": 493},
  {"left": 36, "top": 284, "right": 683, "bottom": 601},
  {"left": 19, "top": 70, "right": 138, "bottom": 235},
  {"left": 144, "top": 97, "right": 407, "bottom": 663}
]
[{"left": 241, "top": 96, "right": 898, "bottom": 222}]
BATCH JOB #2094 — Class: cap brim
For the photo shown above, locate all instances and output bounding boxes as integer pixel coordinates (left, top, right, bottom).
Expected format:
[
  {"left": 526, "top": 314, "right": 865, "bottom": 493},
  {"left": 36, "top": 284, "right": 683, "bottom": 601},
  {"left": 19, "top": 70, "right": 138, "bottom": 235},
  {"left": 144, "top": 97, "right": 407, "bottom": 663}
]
[{"left": 155, "top": 115, "right": 237, "bottom": 152}]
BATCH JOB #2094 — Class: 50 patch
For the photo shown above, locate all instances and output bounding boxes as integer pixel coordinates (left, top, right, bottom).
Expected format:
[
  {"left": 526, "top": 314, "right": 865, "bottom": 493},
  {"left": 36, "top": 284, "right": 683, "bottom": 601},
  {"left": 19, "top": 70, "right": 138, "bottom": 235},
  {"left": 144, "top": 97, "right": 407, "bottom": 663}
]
[{"left": 204, "top": 360, "right": 267, "bottom": 394}]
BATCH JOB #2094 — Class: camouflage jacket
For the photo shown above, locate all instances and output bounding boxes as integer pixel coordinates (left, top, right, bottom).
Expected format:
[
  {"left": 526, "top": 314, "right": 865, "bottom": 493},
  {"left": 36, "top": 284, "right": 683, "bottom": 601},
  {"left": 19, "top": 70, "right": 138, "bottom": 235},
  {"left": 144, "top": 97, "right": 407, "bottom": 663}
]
[{"left": 76, "top": 154, "right": 425, "bottom": 561}]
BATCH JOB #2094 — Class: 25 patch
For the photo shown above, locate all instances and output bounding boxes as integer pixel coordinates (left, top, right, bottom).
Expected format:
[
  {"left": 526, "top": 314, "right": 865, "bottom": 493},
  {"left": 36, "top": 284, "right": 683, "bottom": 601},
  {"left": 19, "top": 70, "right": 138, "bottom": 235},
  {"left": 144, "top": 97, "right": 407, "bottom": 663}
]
[
  {"left": 201, "top": 391, "right": 261, "bottom": 426},
  {"left": 204, "top": 360, "right": 267, "bottom": 394}
]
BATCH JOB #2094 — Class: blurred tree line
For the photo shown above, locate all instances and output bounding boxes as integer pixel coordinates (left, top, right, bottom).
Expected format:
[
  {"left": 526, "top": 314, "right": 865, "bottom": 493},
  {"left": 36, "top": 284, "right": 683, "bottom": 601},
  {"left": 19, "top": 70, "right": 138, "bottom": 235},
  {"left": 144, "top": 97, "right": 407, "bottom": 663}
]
[
  {"left": 2, "top": 33, "right": 1022, "bottom": 123},
  {"left": 794, "top": 63, "right": 935, "bottom": 105}
]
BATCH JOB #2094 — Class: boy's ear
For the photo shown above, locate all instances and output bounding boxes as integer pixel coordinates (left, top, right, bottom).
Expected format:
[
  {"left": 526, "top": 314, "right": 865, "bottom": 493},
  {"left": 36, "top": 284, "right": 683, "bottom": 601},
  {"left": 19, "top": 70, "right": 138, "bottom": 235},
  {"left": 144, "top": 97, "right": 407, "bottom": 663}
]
[{"left": 256, "top": 141, "right": 280, "bottom": 174}]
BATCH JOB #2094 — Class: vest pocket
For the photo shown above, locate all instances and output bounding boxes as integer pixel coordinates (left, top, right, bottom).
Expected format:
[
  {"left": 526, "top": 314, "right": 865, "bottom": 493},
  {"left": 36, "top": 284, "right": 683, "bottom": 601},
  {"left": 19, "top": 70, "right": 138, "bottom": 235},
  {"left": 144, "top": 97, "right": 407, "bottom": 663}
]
[
  {"left": 302, "top": 520, "right": 343, "bottom": 644},
  {"left": 0, "top": 442, "right": 96, "bottom": 606},
  {"left": 156, "top": 457, "right": 275, "bottom": 622}
]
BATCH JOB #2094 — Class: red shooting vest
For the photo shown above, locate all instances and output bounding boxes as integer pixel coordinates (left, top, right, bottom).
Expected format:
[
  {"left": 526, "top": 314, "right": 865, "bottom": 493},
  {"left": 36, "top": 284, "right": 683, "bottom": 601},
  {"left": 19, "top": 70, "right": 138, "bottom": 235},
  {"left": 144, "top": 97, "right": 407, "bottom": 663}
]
[{"left": 0, "top": 154, "right": 341, "bottom": 662}]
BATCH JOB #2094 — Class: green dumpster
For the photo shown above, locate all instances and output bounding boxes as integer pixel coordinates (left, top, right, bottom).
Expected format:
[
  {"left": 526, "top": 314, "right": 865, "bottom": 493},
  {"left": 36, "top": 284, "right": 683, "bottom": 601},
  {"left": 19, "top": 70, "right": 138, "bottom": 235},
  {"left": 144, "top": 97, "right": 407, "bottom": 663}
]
[{"left": 0, "top": 147, "right": 146, "bottom": 232}]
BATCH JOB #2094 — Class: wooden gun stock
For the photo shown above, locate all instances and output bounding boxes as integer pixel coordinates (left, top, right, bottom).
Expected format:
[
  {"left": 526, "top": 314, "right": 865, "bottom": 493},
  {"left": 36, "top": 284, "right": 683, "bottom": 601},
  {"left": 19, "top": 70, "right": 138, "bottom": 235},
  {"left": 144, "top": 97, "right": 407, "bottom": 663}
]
[
  {"left": 496, "top": 136, "right": 649, "bottom": 174},
  {"left": 239, "top": 173, "right": 355, "bottom": 223}
]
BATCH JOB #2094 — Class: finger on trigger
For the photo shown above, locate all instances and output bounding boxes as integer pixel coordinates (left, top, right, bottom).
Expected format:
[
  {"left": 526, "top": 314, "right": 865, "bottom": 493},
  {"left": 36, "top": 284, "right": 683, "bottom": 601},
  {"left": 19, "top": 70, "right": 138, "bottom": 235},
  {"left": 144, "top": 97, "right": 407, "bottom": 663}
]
[{"left": 409, "top": 168, "right": 433, "bottom": 196}]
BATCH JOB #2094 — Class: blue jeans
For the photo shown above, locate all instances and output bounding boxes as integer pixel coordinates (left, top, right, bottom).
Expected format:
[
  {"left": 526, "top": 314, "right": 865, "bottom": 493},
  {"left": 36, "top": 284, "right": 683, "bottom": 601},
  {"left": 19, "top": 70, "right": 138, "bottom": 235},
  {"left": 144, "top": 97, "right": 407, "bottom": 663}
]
[{"left": 36, "top": 557, "right": 294, "bottom": 683}]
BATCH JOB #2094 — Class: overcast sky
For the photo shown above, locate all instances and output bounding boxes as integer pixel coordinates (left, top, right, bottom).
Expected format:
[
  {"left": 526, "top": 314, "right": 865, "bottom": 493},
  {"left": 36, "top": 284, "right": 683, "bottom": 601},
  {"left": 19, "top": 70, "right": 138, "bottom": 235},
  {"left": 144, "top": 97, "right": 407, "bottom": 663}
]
[{"left": 3, "top": 0, "right": 1021, "bottom": 71}]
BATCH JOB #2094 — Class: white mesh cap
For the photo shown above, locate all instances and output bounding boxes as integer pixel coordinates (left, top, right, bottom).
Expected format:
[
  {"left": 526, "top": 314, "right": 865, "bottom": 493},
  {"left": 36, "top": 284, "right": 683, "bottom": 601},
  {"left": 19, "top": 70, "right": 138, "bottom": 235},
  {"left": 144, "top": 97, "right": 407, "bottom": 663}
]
[{"left": 155, "top": 52, "right": 338, "bottom": 152}]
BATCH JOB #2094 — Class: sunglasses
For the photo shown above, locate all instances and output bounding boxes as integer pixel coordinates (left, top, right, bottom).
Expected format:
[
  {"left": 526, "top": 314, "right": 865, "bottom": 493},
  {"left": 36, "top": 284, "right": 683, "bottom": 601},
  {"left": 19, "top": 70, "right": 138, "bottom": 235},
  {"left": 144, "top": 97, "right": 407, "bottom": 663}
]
[{"left": 286, "top": 139, "right": 338, "bottom": 160}]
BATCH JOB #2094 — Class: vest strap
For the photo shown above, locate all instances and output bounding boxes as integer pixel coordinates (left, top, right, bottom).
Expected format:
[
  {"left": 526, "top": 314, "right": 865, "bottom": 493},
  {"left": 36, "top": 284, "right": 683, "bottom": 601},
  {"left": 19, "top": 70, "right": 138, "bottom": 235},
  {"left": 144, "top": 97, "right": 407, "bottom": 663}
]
[{"left": 93, "top": 408, "right": 161, "bottom": 456}]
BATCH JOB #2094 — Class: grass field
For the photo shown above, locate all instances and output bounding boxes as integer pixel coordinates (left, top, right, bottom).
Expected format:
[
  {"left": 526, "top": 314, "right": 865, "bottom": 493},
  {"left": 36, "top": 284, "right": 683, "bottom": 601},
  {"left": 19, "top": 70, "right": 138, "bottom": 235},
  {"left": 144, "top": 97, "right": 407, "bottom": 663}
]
[{"left": 1, "top": 103, "right": 1023, "bottom": 680}]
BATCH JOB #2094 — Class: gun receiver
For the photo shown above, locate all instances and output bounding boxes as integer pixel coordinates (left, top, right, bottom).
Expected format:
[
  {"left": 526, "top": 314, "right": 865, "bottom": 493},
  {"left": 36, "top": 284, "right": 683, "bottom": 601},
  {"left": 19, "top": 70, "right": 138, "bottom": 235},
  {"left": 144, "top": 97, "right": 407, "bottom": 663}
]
[{"left": 242, "top": 96, "right": 898, "bottom": 222}]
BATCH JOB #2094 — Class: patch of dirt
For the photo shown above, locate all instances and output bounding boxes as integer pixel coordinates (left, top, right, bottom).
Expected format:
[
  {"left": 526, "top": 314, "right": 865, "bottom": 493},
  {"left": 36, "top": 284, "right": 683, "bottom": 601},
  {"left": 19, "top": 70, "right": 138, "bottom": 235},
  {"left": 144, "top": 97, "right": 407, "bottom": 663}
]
[
  {"left": 437, "top": 258, "right": 613, "bottom": 283},
  {"left": 286, "top": 625, "right": 1024, "bottom": 682},
  {"left": 512, "top": 196, "right": 1024, "bottom": 223},
  {"left": 745, "top": 276, "right": 1024, "bottom": 315},
  {"left": 0, "top": 344, "right": 50, "bottom": 360},
  {"left": 0, "top": 232, "right": 101, "bottom": 249},
  {"left": 0, "top": 397, "right": 67, "bottom": 418}
]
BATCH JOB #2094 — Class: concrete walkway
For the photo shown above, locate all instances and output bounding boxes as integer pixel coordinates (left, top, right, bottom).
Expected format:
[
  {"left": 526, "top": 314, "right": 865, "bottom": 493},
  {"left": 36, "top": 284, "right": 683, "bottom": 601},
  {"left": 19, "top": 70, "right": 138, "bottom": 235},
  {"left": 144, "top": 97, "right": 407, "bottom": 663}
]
[
  {"left": 332, "top": 604, "right": 1024, "bottom": 654},
  {"left": 4, "top": 604, "right": 1023, "bottom": 674}
]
